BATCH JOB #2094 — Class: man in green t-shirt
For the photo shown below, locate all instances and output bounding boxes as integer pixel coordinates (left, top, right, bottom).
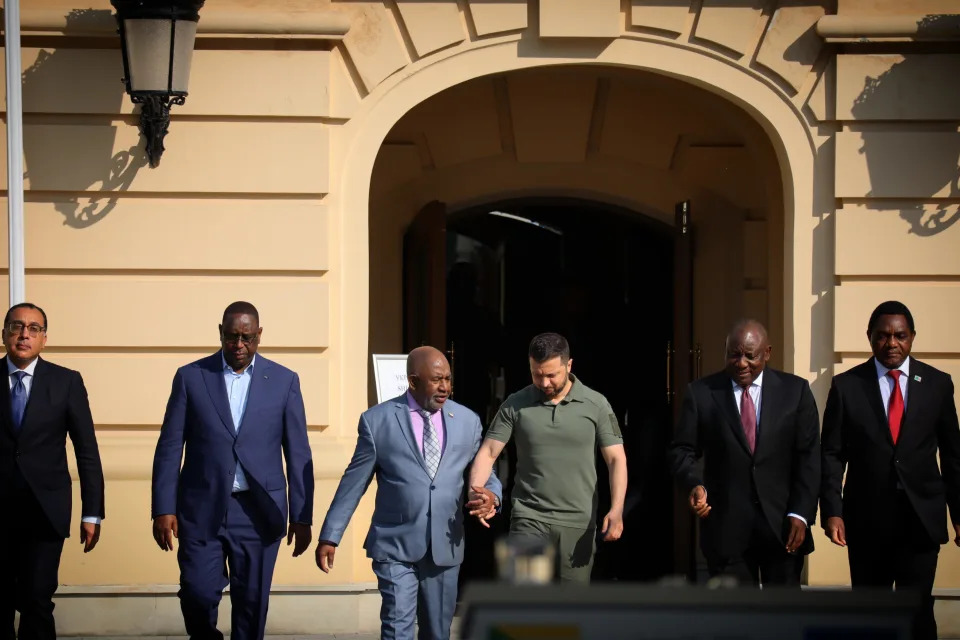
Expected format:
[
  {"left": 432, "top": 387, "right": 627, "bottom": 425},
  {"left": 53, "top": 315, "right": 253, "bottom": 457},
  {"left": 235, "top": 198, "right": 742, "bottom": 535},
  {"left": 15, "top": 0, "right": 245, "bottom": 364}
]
[{"left": 468, "top": 332, "right": 627, "bottom": 582}]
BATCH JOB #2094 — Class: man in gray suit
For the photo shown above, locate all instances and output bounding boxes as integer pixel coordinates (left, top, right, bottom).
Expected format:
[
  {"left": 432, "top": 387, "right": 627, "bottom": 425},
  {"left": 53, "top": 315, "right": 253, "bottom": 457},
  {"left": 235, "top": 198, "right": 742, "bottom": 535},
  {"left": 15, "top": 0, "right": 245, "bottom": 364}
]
[{"left": 316, "top": 346, "right": 501, "bottom": 640}]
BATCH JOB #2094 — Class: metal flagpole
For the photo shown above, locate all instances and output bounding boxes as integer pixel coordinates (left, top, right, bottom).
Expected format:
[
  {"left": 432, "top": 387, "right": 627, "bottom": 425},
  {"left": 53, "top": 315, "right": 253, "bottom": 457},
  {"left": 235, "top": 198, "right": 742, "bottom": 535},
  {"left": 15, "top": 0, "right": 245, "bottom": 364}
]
[{"left": 5, "top": 0, "right": 25, "bottom": 306}]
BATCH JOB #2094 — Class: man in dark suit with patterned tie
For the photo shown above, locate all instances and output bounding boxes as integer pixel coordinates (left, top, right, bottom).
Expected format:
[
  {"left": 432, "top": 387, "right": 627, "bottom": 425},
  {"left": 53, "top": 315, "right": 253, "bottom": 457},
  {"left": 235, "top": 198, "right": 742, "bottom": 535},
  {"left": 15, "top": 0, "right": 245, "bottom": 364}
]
[
  {"left": 820, "top": 300, "right": 960, "bottom": 640},
  {"left": 669, "top": 319, "right": 820, "bottom": 586},
  {"left": 0, "top": 302, "right": 105, "bottom": 640}
]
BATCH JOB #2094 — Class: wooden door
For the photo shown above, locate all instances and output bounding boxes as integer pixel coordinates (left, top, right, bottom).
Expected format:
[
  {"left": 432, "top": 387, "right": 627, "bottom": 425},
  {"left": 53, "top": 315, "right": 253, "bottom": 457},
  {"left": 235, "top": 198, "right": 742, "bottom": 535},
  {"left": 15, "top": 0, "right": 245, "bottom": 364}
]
[{"left": 670, "top": 199, "right": 698, "bottom": 578}]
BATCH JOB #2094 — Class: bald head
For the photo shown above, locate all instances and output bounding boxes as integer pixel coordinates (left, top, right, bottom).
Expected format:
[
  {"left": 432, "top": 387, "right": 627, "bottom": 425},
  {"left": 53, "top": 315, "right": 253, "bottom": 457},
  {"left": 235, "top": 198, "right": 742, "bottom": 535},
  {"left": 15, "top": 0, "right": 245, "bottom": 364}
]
[
  {"left": 724, "top": 319, "right": 771, "bottom": 387},
  {"left": 407, "top": 346, "right": 447, "bottom": 375},
  {"left": 406, "top": 346, "right": 451, "bottom": 412},
  {"left": 725, "top": 319, "right": 768, "bottom": 351}
]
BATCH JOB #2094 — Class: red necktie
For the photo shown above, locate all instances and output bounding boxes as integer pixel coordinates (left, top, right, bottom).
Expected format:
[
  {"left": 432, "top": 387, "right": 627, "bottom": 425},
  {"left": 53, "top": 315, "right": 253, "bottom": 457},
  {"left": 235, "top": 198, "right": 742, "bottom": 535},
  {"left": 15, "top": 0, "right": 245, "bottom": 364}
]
[
  {"left": 740, "top": 385, "right": 757, "bottom": 454},
  {"left": 887, "top": 369, "right": 904, "bottom": 444}
]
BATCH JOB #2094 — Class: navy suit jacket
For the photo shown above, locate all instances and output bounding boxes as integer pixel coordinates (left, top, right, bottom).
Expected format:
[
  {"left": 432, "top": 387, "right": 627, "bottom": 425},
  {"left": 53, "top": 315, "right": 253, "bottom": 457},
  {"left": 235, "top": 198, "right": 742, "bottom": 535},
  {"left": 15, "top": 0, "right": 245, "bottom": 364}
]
[
  {"left": 152, "top": 352, "right": 314, "bottom": 541},
  {"left": 319, "top": 395, "right": 502, "bottom": 567}
]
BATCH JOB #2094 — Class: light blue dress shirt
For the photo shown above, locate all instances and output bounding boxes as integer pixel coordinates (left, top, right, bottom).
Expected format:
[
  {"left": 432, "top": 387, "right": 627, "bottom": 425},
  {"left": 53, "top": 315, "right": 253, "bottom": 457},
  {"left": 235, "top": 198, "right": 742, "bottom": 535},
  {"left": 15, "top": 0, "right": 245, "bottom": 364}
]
[
  {"left": 222, "top": 352, "right": 256, "bottom": 493},
  {"left": 6, "top": 357, "right": 101, "bottom": 525}
]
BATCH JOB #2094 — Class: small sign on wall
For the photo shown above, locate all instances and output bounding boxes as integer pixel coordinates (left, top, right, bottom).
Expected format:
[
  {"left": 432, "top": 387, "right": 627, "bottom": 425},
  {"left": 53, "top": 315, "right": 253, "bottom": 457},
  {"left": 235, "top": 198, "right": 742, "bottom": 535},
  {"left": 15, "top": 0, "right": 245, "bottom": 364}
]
[{"left": 372, "top": 354, "right": 409, "bottom": 404}]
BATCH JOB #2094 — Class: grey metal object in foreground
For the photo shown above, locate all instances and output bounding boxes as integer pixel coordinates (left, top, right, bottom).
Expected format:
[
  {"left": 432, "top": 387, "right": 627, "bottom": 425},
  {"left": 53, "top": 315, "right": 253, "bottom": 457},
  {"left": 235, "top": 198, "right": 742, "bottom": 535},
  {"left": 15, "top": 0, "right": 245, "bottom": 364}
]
[{"left": 460, "top": 583, "right": 919, "bottom": 640}]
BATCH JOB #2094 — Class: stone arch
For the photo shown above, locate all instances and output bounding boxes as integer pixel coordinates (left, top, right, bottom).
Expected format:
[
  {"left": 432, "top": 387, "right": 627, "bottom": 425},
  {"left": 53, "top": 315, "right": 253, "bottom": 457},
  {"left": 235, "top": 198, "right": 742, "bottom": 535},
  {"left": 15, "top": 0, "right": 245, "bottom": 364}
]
[{"left": 332, "top": 34, "right": 820, "bottom": 426}]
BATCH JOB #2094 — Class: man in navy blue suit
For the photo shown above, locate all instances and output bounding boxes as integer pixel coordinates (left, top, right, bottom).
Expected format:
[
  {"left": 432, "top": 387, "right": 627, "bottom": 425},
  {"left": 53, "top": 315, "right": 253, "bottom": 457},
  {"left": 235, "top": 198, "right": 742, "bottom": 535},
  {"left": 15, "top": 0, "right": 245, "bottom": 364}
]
[{"left": 151, "top": 301, "right": 314, "bottom": 640}]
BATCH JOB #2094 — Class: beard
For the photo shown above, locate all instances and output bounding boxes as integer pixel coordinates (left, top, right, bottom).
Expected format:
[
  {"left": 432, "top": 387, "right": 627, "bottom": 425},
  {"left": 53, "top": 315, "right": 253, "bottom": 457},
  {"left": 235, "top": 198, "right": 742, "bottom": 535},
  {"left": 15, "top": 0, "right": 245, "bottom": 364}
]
[{"left": 540, "top": 372, "right": 569, "bottom": 398}]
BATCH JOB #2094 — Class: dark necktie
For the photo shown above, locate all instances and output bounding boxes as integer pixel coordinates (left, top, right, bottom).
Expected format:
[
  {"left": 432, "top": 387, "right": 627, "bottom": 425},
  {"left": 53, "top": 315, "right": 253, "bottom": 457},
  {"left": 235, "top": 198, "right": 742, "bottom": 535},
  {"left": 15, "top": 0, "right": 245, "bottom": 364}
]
[
  {"left": 10, "top": 371, "right": 28, "bottom": 433},
  {"left": 740, "top": 385, "right": 757, "bottom": 454},
  {"left": 887, "top": 369, "right": 904, "bottom": 444},
  {"left": 420, "top": 409, "right": 441, "bottom": 479}
]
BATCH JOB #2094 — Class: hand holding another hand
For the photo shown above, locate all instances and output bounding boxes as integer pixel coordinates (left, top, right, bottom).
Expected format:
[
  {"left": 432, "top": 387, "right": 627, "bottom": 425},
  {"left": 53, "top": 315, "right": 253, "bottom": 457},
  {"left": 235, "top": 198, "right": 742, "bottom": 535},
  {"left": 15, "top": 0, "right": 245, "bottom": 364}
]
[{"left": 466, "top": 485, "right": 498, "bottom": 528}]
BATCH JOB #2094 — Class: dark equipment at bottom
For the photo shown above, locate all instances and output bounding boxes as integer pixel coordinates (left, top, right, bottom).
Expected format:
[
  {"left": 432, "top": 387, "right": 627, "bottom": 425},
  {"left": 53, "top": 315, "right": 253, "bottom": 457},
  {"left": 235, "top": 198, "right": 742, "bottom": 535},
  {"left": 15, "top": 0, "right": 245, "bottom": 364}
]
[{"left": 460, "top": 583, "right": 919, "bottom": 640}]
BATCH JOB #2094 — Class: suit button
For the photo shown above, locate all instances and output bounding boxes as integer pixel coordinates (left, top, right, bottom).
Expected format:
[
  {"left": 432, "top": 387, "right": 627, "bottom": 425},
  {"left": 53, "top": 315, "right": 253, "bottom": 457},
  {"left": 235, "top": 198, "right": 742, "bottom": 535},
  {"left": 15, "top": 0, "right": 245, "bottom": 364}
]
[{"left": 431, "top": 486, "right": 436, "bottom": 490}]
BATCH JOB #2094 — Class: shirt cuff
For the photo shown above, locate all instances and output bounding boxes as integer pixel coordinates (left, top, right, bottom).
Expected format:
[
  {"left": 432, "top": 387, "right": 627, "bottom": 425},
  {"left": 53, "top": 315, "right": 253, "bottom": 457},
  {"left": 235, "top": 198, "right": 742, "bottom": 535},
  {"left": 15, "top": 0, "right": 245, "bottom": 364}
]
[
  {"left": 81, "top": 516, "right": 102, "bottom": 525},
  {"left": 787, "top": 513, "right": 807, "bottom": 526}
]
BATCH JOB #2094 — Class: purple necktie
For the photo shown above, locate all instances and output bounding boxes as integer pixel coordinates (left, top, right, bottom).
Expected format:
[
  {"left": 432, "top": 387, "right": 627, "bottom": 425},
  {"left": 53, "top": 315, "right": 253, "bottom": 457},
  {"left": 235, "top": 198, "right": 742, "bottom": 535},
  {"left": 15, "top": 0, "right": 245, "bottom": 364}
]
[{"left": 740, "top": 386, "right": 757, "bottom": 454}]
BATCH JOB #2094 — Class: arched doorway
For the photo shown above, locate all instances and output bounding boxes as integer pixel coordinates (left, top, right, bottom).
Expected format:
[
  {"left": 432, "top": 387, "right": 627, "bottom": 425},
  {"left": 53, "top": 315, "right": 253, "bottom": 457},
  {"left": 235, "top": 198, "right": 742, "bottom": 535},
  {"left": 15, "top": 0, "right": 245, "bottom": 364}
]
[
  {"left": 363, "top": 64, "right": 789, "bottom": 583},
  {"left": 438, "top": 197, "right": 677, "bottom": 584}
]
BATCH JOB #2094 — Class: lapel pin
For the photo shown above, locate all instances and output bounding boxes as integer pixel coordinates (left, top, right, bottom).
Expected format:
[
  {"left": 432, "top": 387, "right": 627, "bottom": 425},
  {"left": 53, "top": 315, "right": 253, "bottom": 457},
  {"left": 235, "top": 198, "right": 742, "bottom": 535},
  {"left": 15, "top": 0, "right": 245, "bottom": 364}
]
[
  {"left": 448, "top": 412, "right": 454, "bottom": 417},
  {"left": 913, "top": 375, "right": 921, "bottom": 382}
]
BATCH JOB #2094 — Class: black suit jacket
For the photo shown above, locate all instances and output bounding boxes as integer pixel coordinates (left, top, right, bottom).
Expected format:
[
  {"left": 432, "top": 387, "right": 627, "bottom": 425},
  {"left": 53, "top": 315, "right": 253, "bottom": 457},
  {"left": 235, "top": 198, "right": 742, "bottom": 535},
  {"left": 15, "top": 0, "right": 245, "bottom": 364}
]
[
  {"left": 820, "top": 358, "right": 960, "bottom": 546},
  {"left": 0, "top": 356, "right": 105, "bottom": 538},
  {"left": 670, "top": 369, "right": 821, "bottom": 560}
]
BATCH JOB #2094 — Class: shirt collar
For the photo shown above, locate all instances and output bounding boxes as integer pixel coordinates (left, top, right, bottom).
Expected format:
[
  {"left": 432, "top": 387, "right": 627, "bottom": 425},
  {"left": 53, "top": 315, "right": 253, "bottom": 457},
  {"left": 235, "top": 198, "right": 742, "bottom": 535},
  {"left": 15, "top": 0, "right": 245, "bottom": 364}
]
[
  {"left": 564, "top": 374, "right": 584, "bottom": 402},
  {"left": 405, "top": 391, "right": 434, "bottom": 415},
  {"left": 221, "top": 351, "right": 256, "bottom": 375},
  {"left": 730, "top": 369, "right": 764, "bottom": 390},
  {"left": 874, "top": 355, "right": 910, "bottom": 379},
  {"left": 538, "top": 373, "right": 582, "bottom": 404},
  {"left": 7, "top": 356, "right": 39, "bottom": 377}
]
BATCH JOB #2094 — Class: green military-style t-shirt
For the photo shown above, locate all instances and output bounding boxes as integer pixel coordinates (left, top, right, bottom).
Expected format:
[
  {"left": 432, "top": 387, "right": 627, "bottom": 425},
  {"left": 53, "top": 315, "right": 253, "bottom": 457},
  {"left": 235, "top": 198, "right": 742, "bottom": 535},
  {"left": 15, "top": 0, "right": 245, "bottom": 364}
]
[{"left": 485, "top": 374, "right": 623, "bottom": 528}]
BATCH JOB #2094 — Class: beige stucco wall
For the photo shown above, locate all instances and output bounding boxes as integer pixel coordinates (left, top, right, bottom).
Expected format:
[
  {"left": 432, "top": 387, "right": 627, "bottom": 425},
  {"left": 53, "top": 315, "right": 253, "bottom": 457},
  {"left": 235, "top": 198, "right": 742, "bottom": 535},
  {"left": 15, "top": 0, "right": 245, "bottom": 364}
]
[{"left": 2, "top": 0, "right": 960, "bottom": 633}]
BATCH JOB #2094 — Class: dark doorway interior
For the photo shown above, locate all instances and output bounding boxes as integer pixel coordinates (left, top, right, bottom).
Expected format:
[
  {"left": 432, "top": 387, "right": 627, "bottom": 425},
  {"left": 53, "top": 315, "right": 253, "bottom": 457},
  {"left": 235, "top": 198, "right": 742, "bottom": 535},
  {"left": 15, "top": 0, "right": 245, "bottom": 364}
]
[{"left": 429, "top": 198, "right": 676, "bottom": 585}]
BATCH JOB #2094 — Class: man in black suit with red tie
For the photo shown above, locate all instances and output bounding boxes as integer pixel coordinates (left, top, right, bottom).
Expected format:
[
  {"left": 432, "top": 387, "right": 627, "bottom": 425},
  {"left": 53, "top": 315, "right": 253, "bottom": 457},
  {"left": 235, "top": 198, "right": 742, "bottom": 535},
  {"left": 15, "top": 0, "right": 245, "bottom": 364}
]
[
  {"left": 820, "top": 300, "right": 960, "bottom": 640},
  {"left": 670, "top": 319, "right": 821, "bottom": 586},
  {"left": 0, "top": 303, "right": 105, "bottom": 640}
]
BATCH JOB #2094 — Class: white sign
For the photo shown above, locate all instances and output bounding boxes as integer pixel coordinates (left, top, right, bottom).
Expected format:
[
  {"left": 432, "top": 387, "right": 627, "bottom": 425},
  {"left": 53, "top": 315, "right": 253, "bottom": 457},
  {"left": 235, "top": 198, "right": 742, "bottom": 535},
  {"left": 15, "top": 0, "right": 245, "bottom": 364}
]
[{"left": 372, "top": 354, "right": 409, "bottom": 404}]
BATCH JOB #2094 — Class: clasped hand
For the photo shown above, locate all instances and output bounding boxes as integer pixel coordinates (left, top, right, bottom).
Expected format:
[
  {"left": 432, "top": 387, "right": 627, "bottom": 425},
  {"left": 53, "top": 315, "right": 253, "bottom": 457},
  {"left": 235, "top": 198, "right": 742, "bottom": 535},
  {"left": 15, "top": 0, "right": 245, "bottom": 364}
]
[{"left": 466, "top": 485, "right": 498, "bottom": 528}]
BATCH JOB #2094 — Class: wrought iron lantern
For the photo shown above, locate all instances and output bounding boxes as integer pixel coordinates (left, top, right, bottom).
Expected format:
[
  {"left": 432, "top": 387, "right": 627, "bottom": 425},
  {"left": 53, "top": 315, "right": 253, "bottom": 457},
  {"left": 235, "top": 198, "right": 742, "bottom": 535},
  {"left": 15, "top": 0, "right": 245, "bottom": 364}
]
[{"left": 110, "top": 0, "right": 205, "bottom": 167}]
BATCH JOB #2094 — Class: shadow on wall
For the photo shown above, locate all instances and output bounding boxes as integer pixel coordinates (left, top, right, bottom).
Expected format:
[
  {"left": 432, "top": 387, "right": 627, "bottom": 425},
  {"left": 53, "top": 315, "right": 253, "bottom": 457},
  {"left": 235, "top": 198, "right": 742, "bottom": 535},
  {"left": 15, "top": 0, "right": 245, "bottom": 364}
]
[
  {"left": 20, "top": 9, "right": 146, "bottom": 229},
  {"left": 851, "top": 14, "right": 960, "bottom": 237}
]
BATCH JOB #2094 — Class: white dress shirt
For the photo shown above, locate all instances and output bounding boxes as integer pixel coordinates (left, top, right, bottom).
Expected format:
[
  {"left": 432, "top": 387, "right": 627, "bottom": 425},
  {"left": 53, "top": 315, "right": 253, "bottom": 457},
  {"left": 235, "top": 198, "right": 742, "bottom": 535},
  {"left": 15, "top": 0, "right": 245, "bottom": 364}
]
[
  {"left": 7, "top": 357, "right": 100, "bottom": 525},
  {"left": 730, "top": 370, "right": 806, "bottom": 526},
  {"left": 874, "top": 356, "right": 910, "bottom": 415}
]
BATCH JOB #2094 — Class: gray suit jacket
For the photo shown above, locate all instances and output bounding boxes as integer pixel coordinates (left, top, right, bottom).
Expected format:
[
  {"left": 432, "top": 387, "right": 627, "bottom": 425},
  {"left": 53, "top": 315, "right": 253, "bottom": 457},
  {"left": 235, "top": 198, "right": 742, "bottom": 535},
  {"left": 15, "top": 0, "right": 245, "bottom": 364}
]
[{"left": 319, "top": 395, "right": 501, "bottom": 567}]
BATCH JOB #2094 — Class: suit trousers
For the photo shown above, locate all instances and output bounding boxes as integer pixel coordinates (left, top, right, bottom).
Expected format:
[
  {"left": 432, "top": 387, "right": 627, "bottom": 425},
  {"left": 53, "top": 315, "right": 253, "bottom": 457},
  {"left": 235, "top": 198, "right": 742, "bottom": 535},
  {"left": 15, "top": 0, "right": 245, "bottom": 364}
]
[
  {"left": 706, "top": 502, "right": 803, "bottom": 588},
  {"left": 0, "top": 471, "right": 65, "bottom": 640},
  {"left": 847, "top": 491, "right": 940, "bottom": 640},
  {"left": 372, "top": 551, "right": 460, "bottom": 640},
  {"left": 178, "top": 492, "right": 281, "bottom": 640}
]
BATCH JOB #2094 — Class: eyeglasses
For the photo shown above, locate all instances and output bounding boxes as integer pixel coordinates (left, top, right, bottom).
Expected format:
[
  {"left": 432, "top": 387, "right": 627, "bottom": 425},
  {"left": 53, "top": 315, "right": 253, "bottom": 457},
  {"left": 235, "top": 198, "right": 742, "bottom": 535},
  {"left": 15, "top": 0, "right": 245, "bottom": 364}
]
[
  {"left": 6, "top": 322, "right": 46, "bottom": 337},
  {"left": 222, "top": 332, "right": 258, "bottom": 345}
]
